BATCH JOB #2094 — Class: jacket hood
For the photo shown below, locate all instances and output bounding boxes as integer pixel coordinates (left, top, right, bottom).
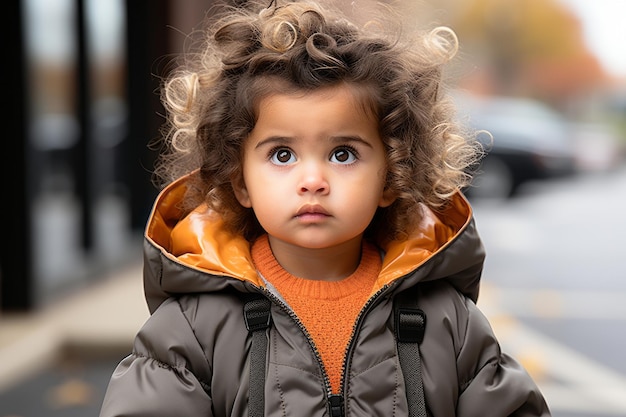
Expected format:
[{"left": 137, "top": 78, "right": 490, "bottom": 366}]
[{"left": 143, "top": 173, "right": 485, "bottom": 313}]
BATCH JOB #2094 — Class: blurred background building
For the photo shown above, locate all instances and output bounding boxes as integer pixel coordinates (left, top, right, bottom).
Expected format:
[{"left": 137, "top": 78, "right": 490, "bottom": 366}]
[{"left": 4, "top": 0, "right": 205, "bottom": 312}]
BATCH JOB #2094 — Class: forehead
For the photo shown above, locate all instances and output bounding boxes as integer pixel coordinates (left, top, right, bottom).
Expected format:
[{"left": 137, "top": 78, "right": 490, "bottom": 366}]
[
  {"left": 252, "top": 84, "right": 379, "bottom": 134},
  {"left": 250, "top": 78, "right": 380, "bottom": 120}
]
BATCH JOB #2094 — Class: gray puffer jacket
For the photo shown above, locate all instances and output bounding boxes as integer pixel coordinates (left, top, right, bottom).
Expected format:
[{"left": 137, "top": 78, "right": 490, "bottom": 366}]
[{"left": 100, "top": 175, "right": 551, "bottom": 417}]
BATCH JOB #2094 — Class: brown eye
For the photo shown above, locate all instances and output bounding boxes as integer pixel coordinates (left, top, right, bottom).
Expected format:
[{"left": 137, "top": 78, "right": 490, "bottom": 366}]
[
  {"left": 330, "top": 147, "right": 357, "bottom": 164},
  {"left": 335, "top": 150, "right": 349, "bottom": 162},
  {"left": 277, "top": 150, "right": 291, "bottom": 162},
  {"left": 270, "top": 148, "right": 296, "bottom": 165}
]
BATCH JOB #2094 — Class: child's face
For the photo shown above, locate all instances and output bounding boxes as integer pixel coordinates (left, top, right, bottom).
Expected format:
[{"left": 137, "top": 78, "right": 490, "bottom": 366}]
[{"left": 235, "top": 84, "right": 395, "bottom": 251}]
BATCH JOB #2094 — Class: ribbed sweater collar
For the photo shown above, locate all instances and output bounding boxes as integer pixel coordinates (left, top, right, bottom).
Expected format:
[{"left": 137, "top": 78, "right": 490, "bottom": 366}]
[{"left": 251, "top": 234, "right": 381, "bottom": 300}]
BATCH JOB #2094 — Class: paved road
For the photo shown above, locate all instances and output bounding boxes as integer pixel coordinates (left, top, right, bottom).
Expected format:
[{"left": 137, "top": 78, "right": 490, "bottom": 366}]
[
  {"left": 471, "top": 165, "right": 626, "bottom": 417},
  {"left": 1, "top": 166, "right": 625, "bottom": 417}
]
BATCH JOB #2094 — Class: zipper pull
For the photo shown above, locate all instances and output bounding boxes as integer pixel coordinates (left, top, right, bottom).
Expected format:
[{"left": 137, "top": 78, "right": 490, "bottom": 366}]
[{"left": 328, "top": 394, "right": 344, "bottom": 417}]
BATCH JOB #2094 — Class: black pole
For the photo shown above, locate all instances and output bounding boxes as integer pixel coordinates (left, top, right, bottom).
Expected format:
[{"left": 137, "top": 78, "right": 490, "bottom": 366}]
[
  {"left": 124, "top": 0, "right": 169, "bottom": 231},
  {"left": 74, "top": 0, "right": 94, "bottom": 250},
  {"left": 1, "top": 0, "right": 33, "bottom": 311}
]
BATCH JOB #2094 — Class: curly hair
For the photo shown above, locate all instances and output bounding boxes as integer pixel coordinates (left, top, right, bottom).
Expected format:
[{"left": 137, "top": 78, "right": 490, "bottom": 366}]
[{"left": 153, "top": 0, "right": 481, "bottom": 243}]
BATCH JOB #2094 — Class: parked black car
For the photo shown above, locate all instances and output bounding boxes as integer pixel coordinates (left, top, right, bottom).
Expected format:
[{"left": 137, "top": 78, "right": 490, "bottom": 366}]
[{"left": 455, "top": 93, "right": 577, "bottom": 199}]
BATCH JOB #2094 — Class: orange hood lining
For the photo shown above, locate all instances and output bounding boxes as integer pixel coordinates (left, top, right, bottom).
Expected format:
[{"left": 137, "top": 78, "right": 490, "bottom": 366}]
[{"left": 146, "top": 174, "right": 472, "bottom": 291}]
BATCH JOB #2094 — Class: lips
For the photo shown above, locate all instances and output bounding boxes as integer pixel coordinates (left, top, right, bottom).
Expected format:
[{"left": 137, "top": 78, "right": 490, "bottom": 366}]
[{"left": 295, "top": 204, "right": 330, "bottom": 217}]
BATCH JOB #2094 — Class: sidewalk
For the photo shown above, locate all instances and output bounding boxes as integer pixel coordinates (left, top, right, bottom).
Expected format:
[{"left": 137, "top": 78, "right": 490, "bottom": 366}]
[{"left": 0, "top": 261, "right": 148, "bottom": 392}]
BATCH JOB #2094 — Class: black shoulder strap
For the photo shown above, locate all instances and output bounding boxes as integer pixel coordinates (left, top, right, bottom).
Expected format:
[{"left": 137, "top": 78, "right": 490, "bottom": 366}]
[
  {"left": 394, "top": 288, "right": 428, "bottom": 417},
  {"left": 244, "top": 296, "right": 272, "bottom": 417}
]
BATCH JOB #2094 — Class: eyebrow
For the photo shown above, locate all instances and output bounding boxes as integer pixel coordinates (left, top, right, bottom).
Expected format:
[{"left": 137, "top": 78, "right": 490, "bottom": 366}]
[
  {"left": 253, "top": 136, "right": 290, "bottom": 150},
  {"left": 330, "top": 135, "right": 374, "bottom": 148},
  {"left": 253, "top": 135, "right": 374, "bottom": 149}
]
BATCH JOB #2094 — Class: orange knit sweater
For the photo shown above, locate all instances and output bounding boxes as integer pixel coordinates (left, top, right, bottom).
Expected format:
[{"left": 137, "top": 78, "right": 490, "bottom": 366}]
[{"left": 251, "top": 235, "right": 381, "bottom": 394}]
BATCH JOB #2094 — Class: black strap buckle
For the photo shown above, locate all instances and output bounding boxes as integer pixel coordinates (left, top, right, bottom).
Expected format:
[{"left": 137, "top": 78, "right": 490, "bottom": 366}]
[
  {"left": 396, "top": 308, "right": 426, "bottom": 344},
  {"left": 244, "top": 297, "right": 272, "bottom": 332}
]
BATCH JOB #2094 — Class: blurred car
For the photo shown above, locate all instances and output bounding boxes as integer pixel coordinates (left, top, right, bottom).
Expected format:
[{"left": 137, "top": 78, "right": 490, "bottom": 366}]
[{"left": 454, "top": 93, "right": 578, "bottom": 199}]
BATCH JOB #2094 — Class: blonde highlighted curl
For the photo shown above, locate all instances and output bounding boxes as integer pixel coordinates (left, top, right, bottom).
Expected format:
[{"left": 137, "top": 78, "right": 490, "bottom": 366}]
[{"left": 153, "top": 0, "right": 481, "bottom": 242}]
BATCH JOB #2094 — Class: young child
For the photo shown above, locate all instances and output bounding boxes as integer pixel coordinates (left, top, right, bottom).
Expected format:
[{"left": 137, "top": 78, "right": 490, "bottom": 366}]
[{"left": 100, "top": 0, "right": 551, "bottom": 416}]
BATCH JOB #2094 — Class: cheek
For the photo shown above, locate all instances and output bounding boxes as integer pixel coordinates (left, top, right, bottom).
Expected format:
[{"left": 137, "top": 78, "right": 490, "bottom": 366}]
[
  {"left": 242, "top": 167, "right": 284, "bottom": 206},
  {"left": 339, "top": 172, "right": 385, "bottom": 211}
]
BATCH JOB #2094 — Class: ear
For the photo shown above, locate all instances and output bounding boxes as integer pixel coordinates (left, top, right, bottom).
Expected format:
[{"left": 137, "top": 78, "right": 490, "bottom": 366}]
[
  {"left": 378, "top": 188, "right": 396, "bottom": 208},
  {"left": 233, "top": 181, "right": 253, "bottom": 208}
]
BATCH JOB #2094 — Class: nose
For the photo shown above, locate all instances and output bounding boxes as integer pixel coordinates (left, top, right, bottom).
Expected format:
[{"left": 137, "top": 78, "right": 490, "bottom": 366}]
[{"left": 297, "top": 163, "right": 329, "bottom": 195}]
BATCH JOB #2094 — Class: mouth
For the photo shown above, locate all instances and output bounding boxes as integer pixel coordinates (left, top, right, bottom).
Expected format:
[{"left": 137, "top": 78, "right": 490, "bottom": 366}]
[{"left": 295, "top": 204, "right": 330, "bottom": 219}]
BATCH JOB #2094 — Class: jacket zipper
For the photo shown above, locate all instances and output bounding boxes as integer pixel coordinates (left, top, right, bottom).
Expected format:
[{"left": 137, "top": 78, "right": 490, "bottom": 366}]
[
  {"left": 338, "top": 282, "right": 398, "bottom": 409},
  {"left": 257, "top": 288, "right": 335, "bottom": 398},
  {"left": 328, "top": 394, "right": 344, "bottom": 417}
]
